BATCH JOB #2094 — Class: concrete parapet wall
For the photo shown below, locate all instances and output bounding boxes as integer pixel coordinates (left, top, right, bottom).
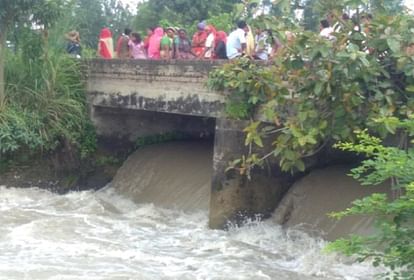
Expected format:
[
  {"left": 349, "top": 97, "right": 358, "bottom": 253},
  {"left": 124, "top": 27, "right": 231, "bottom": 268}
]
[{"left": 86, "top": 59, "right": 226, "bottom": 118}]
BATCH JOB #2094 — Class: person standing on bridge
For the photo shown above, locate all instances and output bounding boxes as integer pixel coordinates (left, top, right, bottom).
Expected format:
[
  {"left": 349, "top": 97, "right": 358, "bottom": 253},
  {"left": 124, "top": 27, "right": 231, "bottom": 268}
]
[
  {"left": 97, "top": 28, "right": 114, "bottom": 59},
  {"left": 147, "top": 27, "right": 164, "bottom": 59},
  {"left": 319, "top": 19, "right": 335, "bottom": 41},
  {"left": 143, "top": 27, "right": 154, "bottom": 54},
  {"left": 65, "top": 30, "right": 81, "bottom": 58},
  {"left": 160, "top": 27, "right": 175, "bottom": 59},
  {"left": 116, "top": 28, "right": 132, "bottom": 59},
  {"left": 214, "top": 31, "right": 228, "bottom": 59},
  {"left": 174, "top": 29, "right": 195, "bottom": 59},
  {"left": 128, "top": 33, "right": 146, "bottom": 59},
  {"left": 254, "top": 28, "right": 274, "bottom": 61},
  {"left": 192, "top": 21, "right": 208, "bottom": 58},
  {"left": 202, "top": 25, "right": 217, "bottom": 59},
  {"left": 226, "top": 20, "right": 248, "bottom": 60}
]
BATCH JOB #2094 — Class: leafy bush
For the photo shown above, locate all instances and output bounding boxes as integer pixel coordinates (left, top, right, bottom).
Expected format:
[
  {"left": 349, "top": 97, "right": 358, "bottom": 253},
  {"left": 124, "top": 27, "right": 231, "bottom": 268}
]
[
  {"left": 326, "top": 123, "right": 414, "bottom": 280},
  {"left": 209, "top": 13, "right": 414, "bottom": 172}
]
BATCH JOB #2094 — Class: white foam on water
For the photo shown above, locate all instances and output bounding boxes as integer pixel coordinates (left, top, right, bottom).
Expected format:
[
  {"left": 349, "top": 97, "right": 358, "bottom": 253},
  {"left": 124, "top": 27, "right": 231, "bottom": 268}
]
[{"left": 0, "top": 186, "right": 381, "bottom": 280}]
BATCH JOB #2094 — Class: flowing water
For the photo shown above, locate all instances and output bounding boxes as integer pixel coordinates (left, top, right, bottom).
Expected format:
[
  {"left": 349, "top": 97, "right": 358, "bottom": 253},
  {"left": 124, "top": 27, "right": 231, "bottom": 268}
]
[{"left": 0, "top": 141, "right": 382, "bottom": 280}]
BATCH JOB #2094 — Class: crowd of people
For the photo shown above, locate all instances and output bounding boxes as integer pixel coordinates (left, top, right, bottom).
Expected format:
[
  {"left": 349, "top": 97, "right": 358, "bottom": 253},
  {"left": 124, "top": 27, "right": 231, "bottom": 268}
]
[
  {"left": 65, "top": 20, "right": 286, "bottom": 61},
  {"left": 65, "top": 14, "right": 370, "bottom": 61}
]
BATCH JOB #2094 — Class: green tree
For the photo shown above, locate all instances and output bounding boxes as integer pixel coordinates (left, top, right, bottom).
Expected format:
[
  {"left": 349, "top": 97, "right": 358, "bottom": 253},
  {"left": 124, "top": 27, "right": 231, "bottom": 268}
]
[
  {"left": 0, "top": 0, "right": 64, "bottom": 105},
  {"left": 133, "top": 0, "right": 242, "bottom": 31},
  {"left": 102, "top": 0, "right": 134, "bottom": 42},
  {"left": 368, "top": 0, "right": 404, "bottom": 15},
  {"left": 312, "top": 0, "right": 404, "bottom": 17},
  {"left": 63, "top": 0, "right": 133, "bottom": 49},
  {"left": 0, "top": 0, "right": 37, "bottom": 105},
  {"left": 68, "top": 0, "right": 108, "bottom": 48},
  {"left": 303, "top": 0, "right": 321, "bottom": 31}
]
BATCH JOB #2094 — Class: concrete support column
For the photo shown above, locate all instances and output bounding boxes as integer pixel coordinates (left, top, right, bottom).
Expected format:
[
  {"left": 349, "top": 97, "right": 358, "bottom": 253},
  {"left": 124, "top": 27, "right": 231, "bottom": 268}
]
[{"left": 209, "top": 119, "right": 292, "bottom": 229}]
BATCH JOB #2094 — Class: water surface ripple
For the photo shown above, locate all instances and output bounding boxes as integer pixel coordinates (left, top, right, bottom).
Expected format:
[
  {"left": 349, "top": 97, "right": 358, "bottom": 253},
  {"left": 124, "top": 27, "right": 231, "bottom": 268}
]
[{"left": 0, "top": 186, "right": 379, "bottom": 280}]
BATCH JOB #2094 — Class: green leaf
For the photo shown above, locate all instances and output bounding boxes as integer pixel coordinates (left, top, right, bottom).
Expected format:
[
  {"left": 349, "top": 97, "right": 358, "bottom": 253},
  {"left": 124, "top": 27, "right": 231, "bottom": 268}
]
[
  {"left": 387, "top": 38, "right": 401, "bottom": 53},
  {"left": 295, "top": 160, "right": 305, "bottom": 172},
  {"left": 314, "top": 82, "right": 323, "bottom": 95},
  {"left": 253, "top": 135, "right": 264, "bottom": 147}
]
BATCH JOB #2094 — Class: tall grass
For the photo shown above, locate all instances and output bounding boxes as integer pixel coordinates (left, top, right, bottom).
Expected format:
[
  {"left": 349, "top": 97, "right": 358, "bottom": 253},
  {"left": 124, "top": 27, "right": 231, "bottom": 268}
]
[{"left": 0, "top": 44, "right": 95, "bottom": 159}]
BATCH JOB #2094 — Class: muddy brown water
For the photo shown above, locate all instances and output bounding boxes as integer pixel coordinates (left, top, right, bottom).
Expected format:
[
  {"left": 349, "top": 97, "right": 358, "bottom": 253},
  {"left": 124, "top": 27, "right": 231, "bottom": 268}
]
[{"left": 0, "top": 141, "right": 385, "bottom": 279}]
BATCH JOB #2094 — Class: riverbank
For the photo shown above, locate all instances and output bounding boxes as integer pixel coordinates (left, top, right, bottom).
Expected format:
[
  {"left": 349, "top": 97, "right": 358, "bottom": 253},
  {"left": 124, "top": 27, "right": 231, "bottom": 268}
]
[{"left": 0, "top": 141, "right": 129, "bottom": 193}]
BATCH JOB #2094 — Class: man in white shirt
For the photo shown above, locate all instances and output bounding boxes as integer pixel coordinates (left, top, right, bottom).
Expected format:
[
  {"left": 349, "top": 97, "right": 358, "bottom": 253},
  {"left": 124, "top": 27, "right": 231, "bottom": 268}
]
[
  {"left": 319, "top": 19, "right": 335, "bottom": 41},
  {"left": 226, "top": 20, "right": 249, "bottom": 59}
]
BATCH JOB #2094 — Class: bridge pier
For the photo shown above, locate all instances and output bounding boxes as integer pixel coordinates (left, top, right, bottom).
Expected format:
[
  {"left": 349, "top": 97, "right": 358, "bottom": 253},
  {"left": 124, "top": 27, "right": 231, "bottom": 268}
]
[{"left": 209, "top": 119, "right": 292, "bottom": 229}]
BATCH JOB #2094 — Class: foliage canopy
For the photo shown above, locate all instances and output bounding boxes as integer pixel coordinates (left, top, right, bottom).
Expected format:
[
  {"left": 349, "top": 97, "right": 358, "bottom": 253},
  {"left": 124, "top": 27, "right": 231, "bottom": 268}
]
[
  {"left": 133, "top": 0, "right": 242, "bottom": 32},
  {"left": 209, "top": 6, "right": 414, "bottom": 172}
]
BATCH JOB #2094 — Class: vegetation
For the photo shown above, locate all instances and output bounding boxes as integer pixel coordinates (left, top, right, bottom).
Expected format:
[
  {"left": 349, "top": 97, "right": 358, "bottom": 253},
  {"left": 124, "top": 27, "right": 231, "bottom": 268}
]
[
  {"left": 209, "top": 1, "right": 414, "bottom": 172},
  {"left": 0, "top": 0, "right": 100, "bottom": 166},
  {"left": 1, "top": 50, "right": 94, "bottom": 157},
  {"left": 0, "top": 0, "right": 63, "bottom": 102},
  {"left": 130, "top": 0, "right": 406, "bottom": 33},
  {"left": 64, "top": 0, "right": 133, "bottom": 49},
  {"left": 133, "top": 0, "right": 242, "bottom": 33},
  {"left": 327, "top": 125, "right": 414, "bottom": 279}
]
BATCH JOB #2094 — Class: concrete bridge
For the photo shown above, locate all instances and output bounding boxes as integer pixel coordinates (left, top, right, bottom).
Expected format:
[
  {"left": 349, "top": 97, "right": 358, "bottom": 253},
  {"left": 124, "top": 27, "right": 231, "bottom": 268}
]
[
  {"left": 86, "top": 59, "right": 295, "bottom": 229},
  {"left": 87, "top": 59, "right": 225, "bottom": 118}
]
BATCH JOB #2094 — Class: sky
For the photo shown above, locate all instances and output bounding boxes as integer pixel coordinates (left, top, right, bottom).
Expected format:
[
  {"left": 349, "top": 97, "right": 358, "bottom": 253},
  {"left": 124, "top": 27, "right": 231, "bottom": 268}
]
[
  {"left": 120, "top": 0, "right": 140, "bottom": 13},
  {"left": 406, "top": 0, "right": 414, "bottom": 10}
]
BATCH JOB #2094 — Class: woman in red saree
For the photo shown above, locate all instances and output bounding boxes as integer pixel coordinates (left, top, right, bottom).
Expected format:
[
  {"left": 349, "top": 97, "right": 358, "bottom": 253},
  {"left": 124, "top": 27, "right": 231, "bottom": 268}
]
[
  {"left": 97, "top": 28, "right": 114, "bottom": 59},
  {"left": 191, "top": 21, "right": 208, "bottom": 58},
  {"left": 215, "top": 31, "right": 228, "bottom": 59}
]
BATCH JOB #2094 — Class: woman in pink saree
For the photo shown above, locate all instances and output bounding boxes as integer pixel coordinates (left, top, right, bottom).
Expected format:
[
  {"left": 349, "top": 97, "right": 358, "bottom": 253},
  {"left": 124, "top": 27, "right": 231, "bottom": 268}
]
[{"left": 147, "top": 27, "right": 164, "bottom": 59}]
